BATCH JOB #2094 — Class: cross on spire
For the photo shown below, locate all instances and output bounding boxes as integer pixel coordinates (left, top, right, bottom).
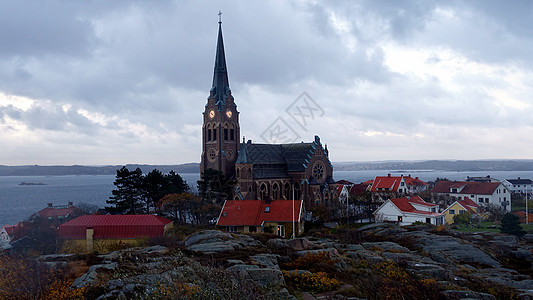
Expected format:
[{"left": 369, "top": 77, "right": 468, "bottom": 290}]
[{"left": 218, "top": 11, "right": 222, "bottom": 24}]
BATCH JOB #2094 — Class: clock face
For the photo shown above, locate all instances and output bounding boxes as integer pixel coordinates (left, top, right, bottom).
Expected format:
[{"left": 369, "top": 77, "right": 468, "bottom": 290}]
[
  {"left": 226, "top": 110, "right": 232, "bottom": 118},
  {"left": 209, "top": 110, "right": 215, "bottom": 119}
]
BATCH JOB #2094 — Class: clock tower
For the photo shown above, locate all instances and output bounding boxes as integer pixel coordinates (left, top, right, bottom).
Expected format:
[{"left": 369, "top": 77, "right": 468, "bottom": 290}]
[{"left": 200, "top": 17, "right": 240, "bottom": 179}]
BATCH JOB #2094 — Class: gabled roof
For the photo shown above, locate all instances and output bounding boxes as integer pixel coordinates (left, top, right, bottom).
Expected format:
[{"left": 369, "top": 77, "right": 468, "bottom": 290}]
[
  {"left": 388, "top": 196, "right": 442, "bottom": 216},
  {"left": 58, "top": 215, "right": 173, "bottom": 239},
  {"left": 34, "top": 205, "right": 81, "bottom": 219},
  {"left": 431, "top": 181, "right": 501, "bottom": 195},
  {"left": 349, "top": 183, "right": 370, "bottom": 195},
  {"left": 217, "top": 200, "right": 303, "bottom": 226},
  {"left": 370, "top": 176, "right": 403, "bottom": 192},
  {"left": 443, "top": 197, "right": 479, "bottom": 214},
  {"left": 403, "top": 176, "right": 429, "bottom": 186},
  {"left": 336, "top": 180, "right": 354, "bottom": 185}
]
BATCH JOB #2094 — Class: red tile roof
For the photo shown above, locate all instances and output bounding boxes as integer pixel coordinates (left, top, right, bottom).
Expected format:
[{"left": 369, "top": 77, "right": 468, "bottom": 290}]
[
  {"left": 217, "top": 200, "right": 303, "bottom": 226},
  {"left": 350, "top": 183, "right": 370, "bottom": 195},
  {"left": 431, "top": 181, "right": 501, "bottom": 195},
  {"left": 370, "top": 176, "right": 403, "bottom": 192},
  {"left": 389, "top": 196, "right": 442, "bottom": 216},
  {"left": 35, "top": 206, "right": 82, "bottom": 218},
  {"left": 404, "top": 176, "right": 429, "bottom": 186},
  {"left": 58, "top": 215, "right": 172, "bottom": 239}
]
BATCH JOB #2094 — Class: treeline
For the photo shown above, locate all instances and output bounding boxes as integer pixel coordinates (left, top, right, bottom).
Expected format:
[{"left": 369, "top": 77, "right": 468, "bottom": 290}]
[{"left": 106, "top": 167, "right": 235, "bottom": 225}]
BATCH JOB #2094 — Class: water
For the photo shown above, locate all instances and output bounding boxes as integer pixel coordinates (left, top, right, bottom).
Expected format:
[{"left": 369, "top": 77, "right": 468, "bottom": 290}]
[
  {"left": 0, "top": 173, "right": 201, "bottom": 227},
  {"left": 2, "top": 170, "right": 533, "bottom": 227}
]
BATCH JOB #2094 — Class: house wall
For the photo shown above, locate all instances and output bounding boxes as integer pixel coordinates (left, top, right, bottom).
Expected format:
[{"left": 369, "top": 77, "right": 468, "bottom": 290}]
[
  {"left": 443, "top": 203, "right": 467, "bottom": 224},
  {"left": 433, "top": 183, "right": 511, "bottom": 212},
  {"left": 503, "top": 180, "right": 533, "bottom": 194},
  {"left": 374, "top": 201, "right": 444, "bottom": 225}
]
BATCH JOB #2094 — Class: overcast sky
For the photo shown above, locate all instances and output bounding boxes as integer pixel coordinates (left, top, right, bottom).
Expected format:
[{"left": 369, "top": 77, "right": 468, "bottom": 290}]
[{"left": 1, "top": 0, "right": 532, "bottom": 166}]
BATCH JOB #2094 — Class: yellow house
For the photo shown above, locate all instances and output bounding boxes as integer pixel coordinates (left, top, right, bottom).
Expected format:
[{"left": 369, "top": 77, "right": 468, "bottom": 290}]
[{"left": 442, "top": 198, "right": 479, "bottom": 224}]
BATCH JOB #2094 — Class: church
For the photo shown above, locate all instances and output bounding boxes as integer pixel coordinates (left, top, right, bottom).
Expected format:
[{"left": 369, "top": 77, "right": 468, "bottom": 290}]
[{"left": 200, "top": 19, "right": 336, "bottom": 208}]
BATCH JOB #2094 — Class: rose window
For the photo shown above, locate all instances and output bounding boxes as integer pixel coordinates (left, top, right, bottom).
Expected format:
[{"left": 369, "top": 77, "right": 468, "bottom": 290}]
[{"left": 312, "top": 162, "right": 324, "bottom": 180}]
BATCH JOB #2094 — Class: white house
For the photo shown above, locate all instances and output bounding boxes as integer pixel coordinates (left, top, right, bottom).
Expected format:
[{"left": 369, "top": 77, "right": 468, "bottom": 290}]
[
  {"left": 503, "top": 178, "right": 533, "bottom": 194},
  {"left": 431, "top": 181, "right": 511, "bottom": 212},
  {"left": 373, "top": 196, "right": 444, "bottom": 226}
]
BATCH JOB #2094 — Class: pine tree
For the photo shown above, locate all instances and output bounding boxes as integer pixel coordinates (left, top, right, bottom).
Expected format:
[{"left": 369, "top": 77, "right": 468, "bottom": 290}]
[
  {"left": 197, "top": 168, "right": 236, "bottom": 204},
  {"left": 500, "top": 213, "right": 526, "bottom": 237},
  {"left": 106, "top": 167, "right": 144, "bottom": 214}
]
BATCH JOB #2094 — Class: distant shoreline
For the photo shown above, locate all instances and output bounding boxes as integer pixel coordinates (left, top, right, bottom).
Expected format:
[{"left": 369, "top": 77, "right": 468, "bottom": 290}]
[{"left": 1, "top": 160, "right": 533, "bottom": 176}]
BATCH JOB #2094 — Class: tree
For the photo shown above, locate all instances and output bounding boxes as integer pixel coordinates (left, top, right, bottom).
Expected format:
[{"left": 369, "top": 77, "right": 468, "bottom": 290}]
[
  {"left": 142, "top": 169, "right": 167, "bottom": 213},
  {"left": 453, "top": 212, "right": 471, "bottom": 225},
  {"left": 197, "top": 168, "right": 236, "bottom": 204},
  {"left": 500, "top": 213, "right": 526, "bottom": 237},
  {"left": 160, "top": 193, "right": 197, "bottom": 223},
  {"left": 106, "top": 167, "right": 144, "bottom": 214}
]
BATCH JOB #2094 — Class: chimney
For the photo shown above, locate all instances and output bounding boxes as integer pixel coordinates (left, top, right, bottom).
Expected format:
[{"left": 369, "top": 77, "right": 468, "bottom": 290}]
[
  {"left": 416, "top": 177, "right": 419, "bottom": 180},
  {"left": 388, "top": 174, "right": 391, "bottom": 177},
  {"left": 518, "top": 177, "right": 521, "bottom": 180},
  {"left": 47, "top": 203, "right": 53, "bottom": 207},
  {"left": 68, "top": 202, "right": 73, "bottom": 207}
]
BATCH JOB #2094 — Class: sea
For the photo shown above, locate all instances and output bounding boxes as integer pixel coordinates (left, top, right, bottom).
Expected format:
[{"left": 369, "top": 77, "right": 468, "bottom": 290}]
[{"left": 2, "top": 170, "right": 533, "bottom": 227}]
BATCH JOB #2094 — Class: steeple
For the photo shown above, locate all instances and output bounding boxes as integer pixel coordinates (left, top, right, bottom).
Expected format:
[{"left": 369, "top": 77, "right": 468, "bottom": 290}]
[{"left": 211, "top": 11, "right": 230, "bottom": 111}]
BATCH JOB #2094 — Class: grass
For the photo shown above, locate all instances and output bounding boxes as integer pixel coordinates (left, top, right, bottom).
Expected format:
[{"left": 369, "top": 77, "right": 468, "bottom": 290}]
[{"left": 451, "top": 221, "right": 533, "bottom": 234}]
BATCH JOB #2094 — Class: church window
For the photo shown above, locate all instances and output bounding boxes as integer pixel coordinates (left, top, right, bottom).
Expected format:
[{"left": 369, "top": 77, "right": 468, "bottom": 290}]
[
  {"left": 284, "top": 182, "right": 291, "bottom": 200},
  {"left": 208, "top": 149, "right": 216, "bottom": 161},
  {"left": 272, "top": 183, "right": 279, "bottom": 200},
  {"left": 312, "top": 161, "right": 325, "bottom": 180},
  {"left": 207, "top": 129, "right": 212, "bottom": 141},
  {"left": 227, "top": 150, "right": 233, "bottom": 160},
  {"left": 236, "top": 168, "right": 240, "bottom": 178},
  {"left": 230, "top": 128, "right": 235, "bottom": 141},
  {"left": 213, "top": 128, "right": 217, "bottom": 141},
  {"left": 224, "top": 128, "right": 228, "bottom": 140},
  {"left": 294, "top": 183, "right": 301, "bottom": 200},
  {"left": 248, "top": 168, "right": 252, "bottom": 178},
  {"left": 260, "top": 183, "right": 267, "bottom": 200}
]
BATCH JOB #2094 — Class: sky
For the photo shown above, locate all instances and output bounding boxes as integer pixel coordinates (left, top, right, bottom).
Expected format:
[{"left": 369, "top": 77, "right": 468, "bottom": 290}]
[{"left": 1, "top": 0, "right": 533, "bottom": 166}]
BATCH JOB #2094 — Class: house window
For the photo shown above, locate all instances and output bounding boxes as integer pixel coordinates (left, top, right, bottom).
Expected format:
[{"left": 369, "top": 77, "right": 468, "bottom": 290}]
[
  {"left": 227, "top": 226, "right": 238, "bottom": 233},
  {"left": 400, "top": 182, "right": 405, "bottom": 186},
  {"left": 459, "top": 210, "right": 465, "bottom": 214},
  {"left": 397, "top": 216, "right": 403, "bottom": 223},
  {"left": 426, "top": 218, "right": 431, "bottom": 224},
  {"left": 449, "top": 209, "right": 455, "bottom": 214},
  {"left": 249, "top": 226, "right": 257, "bottom": 233},
  {"left": 277, "top": 225, "right": 285, "bottom": 237}
]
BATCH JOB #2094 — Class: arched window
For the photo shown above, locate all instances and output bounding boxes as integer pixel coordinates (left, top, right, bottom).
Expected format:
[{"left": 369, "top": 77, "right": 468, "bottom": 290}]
[
  {"left": 260, "top": 183, "right": 267, "bottom": 201},
  {"left": 294, "top": 183, "right": 301, "bottom": 200},
  {"left": 248, "top": 168, "right": 252, "bottom": 179},
  {"left": 207, "top": 124, "right": 212, "bottom": 141},
  {"left": 224, "top": 124, "right": 229, "bottom": 141},
  {"left": 213, "top": 124, "right": 217, "bottom": 141},
  {"left": 236, "top": 168, "right": 240, "bottom": 178},
  {"left": 284, "top": 182, "right": 291, "bottom": 200},
  {"left": 230, "top": 124, "right": 235, "bottom": 141},
  {"left": 272, "top": 183, "right": 279, "bottom": 200},
  {"left": 324, "top": 192, "right": 330, "bottom": 206}
]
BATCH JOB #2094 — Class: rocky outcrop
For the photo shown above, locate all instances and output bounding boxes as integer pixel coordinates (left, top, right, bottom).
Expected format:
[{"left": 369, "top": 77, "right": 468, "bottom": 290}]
[{"left": 43, "top": 225, "right": 533, "bottom": 299}]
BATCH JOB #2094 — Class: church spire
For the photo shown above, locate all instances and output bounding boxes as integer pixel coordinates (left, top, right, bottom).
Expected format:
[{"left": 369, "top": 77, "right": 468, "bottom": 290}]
[{"left": 211, "top": 11, "right": 230, "bottom": 111}]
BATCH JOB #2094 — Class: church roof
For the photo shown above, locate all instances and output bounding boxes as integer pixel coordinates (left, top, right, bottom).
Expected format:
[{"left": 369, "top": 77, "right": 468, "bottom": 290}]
[
  {"left": 211, "top": 20, "right": 231, "bottom": 111},
  {"left": 236, "top": 140, "right": 320, "bottom": 179}
]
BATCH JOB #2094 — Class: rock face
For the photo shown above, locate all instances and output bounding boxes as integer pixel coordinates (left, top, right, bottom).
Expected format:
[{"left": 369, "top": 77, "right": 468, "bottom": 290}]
[
  {"left": 47, "top": 226, "right": 533, "bottom": 299},
  {"left": 184, "top": 230, "right": 262, "bottom": 253}
]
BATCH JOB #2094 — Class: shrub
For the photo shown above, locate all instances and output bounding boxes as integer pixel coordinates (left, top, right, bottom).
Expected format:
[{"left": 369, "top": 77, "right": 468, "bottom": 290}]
[
  {"left": 500, "top": 213, "right": 526, "bottom": 237},
  {"left": 282, "top": 270, "right": 340, "bottom": 293},
  {"left": 453, "top": 212, "right": 471, "bottom": 224},
  {"left": 283, "top": 252, "right": 338, "bottom": 274}
]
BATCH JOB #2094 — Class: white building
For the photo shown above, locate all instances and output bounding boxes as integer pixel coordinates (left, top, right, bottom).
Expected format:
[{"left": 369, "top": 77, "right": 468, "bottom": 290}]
[
  {"left": 431, "top": 181, "right": 511, "bottom": 212},
  {"left": 373, "top": 196, "right": 444, "bottom": 226},
  {"left": 503, "top": 178, "right": 533, "bottom": 194}
]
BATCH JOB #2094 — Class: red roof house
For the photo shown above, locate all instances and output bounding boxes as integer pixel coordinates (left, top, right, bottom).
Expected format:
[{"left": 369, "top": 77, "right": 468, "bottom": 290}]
[
  {"left": 31, "top": 202, "right": 83, "bottom": 226},
  {"left": 217, "top": 200, "right": 304, "bottom": 238},
  {"left": 373, "top": 196, "right": 444, "bottom": 226},
  {"left": 431, "top": 181, "right": 511, "bottom": 212},
  {"left": 58, "top": 215, "right": 173, "bottom": 252},
  {"left": 370, "top": 174, "right": 429, "bottom": 195}
]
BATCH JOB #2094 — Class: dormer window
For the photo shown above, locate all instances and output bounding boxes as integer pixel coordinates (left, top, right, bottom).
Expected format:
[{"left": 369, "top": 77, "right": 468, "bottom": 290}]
[{"left": 264, "top": 206, "right": 270, "bottom": 213}]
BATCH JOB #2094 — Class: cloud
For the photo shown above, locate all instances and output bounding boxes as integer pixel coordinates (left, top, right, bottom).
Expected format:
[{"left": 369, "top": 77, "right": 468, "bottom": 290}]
[{"left": 0, "top": 1, "right": 532, "bottom": 165}]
